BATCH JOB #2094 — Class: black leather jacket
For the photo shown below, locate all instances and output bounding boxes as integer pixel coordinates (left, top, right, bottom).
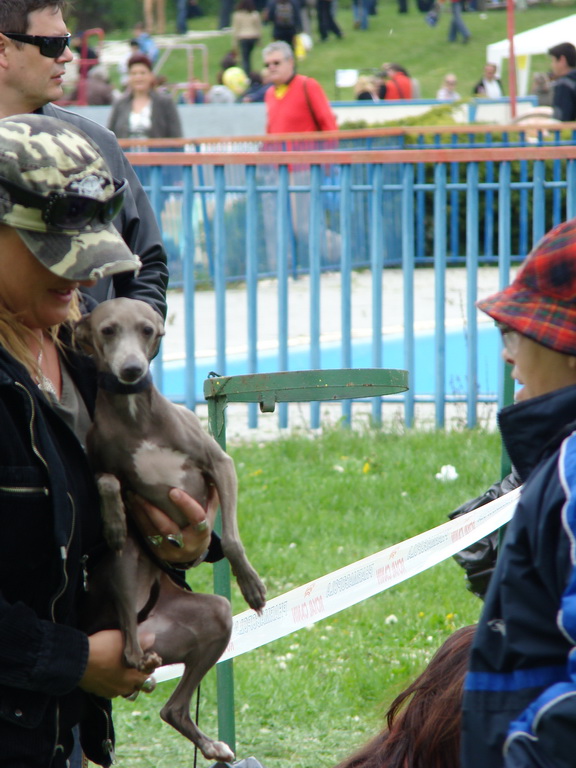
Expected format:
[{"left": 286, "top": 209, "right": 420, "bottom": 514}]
[{"left": 0, "top": 339, "right": 114, "bottom": 767}]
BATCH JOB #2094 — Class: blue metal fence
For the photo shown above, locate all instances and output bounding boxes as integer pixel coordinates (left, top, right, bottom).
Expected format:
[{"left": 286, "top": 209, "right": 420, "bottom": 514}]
[{"left": 127, "top": 142, "right": 576, "bottom": 430}]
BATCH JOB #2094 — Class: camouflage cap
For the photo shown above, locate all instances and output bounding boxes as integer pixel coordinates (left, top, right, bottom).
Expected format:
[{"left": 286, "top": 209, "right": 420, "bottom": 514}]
[{"left": 0, "top": 114, "right": 141, "bottom": 281}]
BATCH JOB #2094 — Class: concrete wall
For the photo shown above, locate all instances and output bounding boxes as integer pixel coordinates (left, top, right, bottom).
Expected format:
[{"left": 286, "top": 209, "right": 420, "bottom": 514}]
[{"left": 63, "top": 97, "right": 540, "bottom": 140}]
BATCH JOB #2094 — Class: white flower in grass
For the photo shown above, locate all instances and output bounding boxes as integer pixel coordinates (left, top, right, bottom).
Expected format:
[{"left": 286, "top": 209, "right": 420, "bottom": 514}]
[
  {"left": 385, "top": 614, "right": 398, "bottom": 625},
  {"left": 435, "top": 464, "right": 459, "bottom": 482},
  {"left": 333, "top": 464, "right": 345, "bottom": 473}
]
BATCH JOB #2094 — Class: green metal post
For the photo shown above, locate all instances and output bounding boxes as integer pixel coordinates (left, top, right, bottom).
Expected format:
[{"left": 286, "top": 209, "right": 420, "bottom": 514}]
[{"left": 207, "top": 395, "right": 236, "bottom": 754}]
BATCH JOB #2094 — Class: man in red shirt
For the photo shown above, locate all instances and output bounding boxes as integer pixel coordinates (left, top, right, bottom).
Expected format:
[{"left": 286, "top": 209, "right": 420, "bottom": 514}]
[
  {"left": 263, "top": 41, "right": 337, "bottom": 134},
  {"left": 261, "top": 41, "right": 339, "bottom": 271}
]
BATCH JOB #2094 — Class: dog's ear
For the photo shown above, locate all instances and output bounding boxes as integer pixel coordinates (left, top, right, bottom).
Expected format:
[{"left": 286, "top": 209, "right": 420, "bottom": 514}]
[
  {"left": 74, "top": 314, "right": 95, "bottom": 354},
  {"left": 149, "top": 314, "right": 166, "bottom": 359}
]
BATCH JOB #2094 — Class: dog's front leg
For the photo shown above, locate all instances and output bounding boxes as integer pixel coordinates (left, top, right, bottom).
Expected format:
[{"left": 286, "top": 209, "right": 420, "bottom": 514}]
[
  {"left": 212, "top": 453, "right": 266, "bottom": 613},
  {"left": 97, "top": 473, "right": 127, "bottom": 552}
]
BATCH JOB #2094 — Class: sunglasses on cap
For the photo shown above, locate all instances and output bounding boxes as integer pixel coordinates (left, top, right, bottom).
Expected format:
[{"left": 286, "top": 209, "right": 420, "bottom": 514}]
[
  {"left": 0, "top": 175, "right": 128, "bottom": 230},
  {"left": 1, "top": 32, "right": 71, "bottom": 58}
]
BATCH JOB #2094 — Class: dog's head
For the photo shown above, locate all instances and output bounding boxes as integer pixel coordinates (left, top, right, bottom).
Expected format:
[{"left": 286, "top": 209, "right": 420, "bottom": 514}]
[{"left": 75, "top": 298, "right": 165, "bottom": 384}]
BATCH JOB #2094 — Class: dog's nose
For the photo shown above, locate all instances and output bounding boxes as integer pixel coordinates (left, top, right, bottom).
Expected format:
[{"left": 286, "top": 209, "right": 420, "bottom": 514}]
[{"left": 120, "top": 357, "right": 147, "bottom": 383}]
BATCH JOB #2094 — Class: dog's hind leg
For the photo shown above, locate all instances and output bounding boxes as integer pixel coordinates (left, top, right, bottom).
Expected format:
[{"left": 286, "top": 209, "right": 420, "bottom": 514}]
[{"left": 141, "top": 578, "right": 235, "bottom": 762}]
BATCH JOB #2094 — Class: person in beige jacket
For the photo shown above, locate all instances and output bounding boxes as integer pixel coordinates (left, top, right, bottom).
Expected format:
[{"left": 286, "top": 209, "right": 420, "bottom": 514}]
[{"left": 232, "top": 0, "right": 263, "bottom": 74}]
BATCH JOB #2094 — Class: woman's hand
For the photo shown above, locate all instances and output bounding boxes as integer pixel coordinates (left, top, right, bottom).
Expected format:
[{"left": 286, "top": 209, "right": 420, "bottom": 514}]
[
  {"left": 129, "top": 488, "right": 219, "bottom": 565},
  {"left": 79, "top": 630, "right": 158, "bottom": 699}
]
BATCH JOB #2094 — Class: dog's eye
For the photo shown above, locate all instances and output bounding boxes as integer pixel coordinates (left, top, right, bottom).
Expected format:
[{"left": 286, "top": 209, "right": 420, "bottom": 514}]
[
  {"left": 101, "top": 326, "right": 115, "bottom": 337},
  {"left": 142, "top": 325, "right": 154, "bottom": 337}
]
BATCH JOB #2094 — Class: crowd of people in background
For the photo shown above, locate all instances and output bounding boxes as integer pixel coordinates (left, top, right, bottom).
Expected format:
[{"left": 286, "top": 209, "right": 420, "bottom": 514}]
[{"left": 63, "top": 1, "right": 576, "bottom": 123}]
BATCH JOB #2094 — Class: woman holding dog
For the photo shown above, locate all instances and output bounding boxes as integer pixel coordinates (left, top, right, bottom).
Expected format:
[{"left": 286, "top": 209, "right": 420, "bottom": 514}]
[{"left": 0, "top": 113, "right": 213, "bottom": 767}]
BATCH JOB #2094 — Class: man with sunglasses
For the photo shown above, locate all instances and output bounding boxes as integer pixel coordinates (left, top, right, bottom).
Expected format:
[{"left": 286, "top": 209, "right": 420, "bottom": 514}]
[
  {"left": 262, "top": 40, "right": 336, "bottom": 134},
  {"left": 0, "top": 0, "right": 169, "bottom": 320}
]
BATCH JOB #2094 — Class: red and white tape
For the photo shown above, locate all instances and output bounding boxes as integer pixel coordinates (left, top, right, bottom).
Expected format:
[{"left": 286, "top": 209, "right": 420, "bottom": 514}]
[{"left": 154, "top": 486, "right": 520, "bottom": 683}]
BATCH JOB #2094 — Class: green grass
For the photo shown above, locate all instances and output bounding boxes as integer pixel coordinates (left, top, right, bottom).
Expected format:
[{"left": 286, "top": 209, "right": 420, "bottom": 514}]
[
  {"left": 108, "top": 425, "right": 502, "bottom": 767},
  {"left": 115, "top": 1, "right": 575, "bottom": 105}
]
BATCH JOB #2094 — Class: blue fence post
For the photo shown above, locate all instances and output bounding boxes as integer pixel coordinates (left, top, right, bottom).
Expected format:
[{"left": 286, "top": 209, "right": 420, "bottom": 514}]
[
  {"left": 370, "top": 163, "right": 384, "bottom": 426},
  {"left": 246, "top": 164, "right": 259, "bottom": 429},
  {"left": 214, "top": 165, "right": 227, "bottom": 378},
  {"left": 434, "top": 163, "right": 447, "bottom": 428},
  {"left": 401, "top": 163, "right": 415, "bottom": 427},
  {"left": 532, "top": 159, "right": 546, "bottom": 246},
  {"left": 567, "top": 158, "right": 576, "bottom": 219},
  {"left": 498, "top": 161, "right": 512, "bottom": 412},
  {"left": 182, "top": 166, "right": 197, "bottom": 411},
  {"left": 340, "top": 163, "right": 353, "bottom": 426},
  {"left": 466, "top": 162, "right": 479, "bottom": 429},
  {"left": 309, "top": 163, "right": 323, "bottom": 429},
  {"left": 150, "top": 164, "right": 164, "bottom": 392},
  {"left": 277, "top": 164, "right": 290, "bottom": 428}
]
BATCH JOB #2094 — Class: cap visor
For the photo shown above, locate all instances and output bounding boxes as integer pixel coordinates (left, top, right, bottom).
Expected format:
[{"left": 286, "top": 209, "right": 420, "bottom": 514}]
[{"left": 16, "top": 223, "right": 140, "bottom": 282}]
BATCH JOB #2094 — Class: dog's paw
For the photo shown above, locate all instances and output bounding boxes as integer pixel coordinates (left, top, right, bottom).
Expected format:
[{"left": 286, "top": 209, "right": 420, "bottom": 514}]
[
  {"left": 239, "top": 573, "right": 267, "bottom": 614},
  {"left": 138, "top": 650, "right": 162, "bottom": 673},
  {"left": 202, "top": 740, "right": 235, "bottom": 763}
]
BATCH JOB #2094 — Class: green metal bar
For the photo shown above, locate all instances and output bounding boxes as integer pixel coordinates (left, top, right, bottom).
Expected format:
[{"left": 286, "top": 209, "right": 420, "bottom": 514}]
[
  {"left": 207, "top": 395, "right": 236, "bottom": 754},
  {"left": 204, "top": 368, "right": 408, "bottom": 753}
]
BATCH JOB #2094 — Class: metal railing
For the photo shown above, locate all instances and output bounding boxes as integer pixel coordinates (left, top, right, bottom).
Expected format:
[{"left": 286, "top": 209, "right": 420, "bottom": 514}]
[{"left": 123, "top": 137, "right": 576, "bottom": 429}]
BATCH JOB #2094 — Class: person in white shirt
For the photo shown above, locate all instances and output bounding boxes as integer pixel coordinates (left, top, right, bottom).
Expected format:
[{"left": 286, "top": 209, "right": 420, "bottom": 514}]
[
  {"left": 472, "top": 62, "right": 503, "bottom": 98},
  {"left": 437, "top": 73, "right": 461, "bottom": 101}
]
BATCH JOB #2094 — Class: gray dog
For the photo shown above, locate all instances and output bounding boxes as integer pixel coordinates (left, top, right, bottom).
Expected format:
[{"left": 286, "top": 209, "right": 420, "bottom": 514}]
[{"left": 75, "top": 297, "right": 266, "bottom": 762}]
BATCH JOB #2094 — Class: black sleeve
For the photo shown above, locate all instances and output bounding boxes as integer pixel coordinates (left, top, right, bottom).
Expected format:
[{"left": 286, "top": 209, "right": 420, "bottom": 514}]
[
  {"left": 553, "top": 80, "right": 576, "bottom": 122},
  {"left": 40, "top": 104, "right": 169, "bottom": 319},
  {"left": 448, "top": 469, "right": 522, "bottom": 599}
]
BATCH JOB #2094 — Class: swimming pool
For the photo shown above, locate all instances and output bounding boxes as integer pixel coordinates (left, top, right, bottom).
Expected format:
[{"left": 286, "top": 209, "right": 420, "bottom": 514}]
[{"left": 160, "top": 323, "right": 503, "bottom": 403}]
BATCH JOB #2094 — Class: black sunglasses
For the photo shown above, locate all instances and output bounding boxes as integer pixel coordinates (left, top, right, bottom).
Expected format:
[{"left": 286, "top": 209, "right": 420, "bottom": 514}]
[
  {"left": 1, "top": 32, "right": 71, "bottom": 58},
  {"left": 0, "top": 175, "right": 128, "bottom": 230}
]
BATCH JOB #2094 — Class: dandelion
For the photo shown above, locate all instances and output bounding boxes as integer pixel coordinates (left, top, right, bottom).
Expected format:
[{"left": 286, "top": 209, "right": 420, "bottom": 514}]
[
  {"left": 418, "top": 611, "right": 425, "bottom": 618},
  {"left": 250, "top": 468, "right": 263, "bottom": 477},
  {"left": 446, "top": 612, "right": 455, "bottom": 621},
  {"left": 362, "top": 462, "right": 371, "bottom": 474}
]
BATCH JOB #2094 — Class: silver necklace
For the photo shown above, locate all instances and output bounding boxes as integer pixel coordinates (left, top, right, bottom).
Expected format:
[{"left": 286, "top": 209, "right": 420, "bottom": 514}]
[{"left": 36, "top": 347, "right": 58, "bottom": 398}]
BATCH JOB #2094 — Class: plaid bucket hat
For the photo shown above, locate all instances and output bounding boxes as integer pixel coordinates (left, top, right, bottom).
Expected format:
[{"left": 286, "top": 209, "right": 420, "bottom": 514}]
[
  {"left": 476, "top": 218, "right": 576, "bottom": 355},
  {"left": 0, "top": 113, "right": 140, "bottom": 281}
]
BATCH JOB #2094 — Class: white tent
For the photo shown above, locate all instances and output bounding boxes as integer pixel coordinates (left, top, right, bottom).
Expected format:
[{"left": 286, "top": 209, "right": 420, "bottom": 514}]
[{"left": 486, "top": 13, "right": 576, "bottom": 95}]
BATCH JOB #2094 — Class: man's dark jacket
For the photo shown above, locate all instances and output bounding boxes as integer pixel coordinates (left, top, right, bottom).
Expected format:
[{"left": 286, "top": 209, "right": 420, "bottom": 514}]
[
  {"left": 40, "top": 103, "right": 169, "bottom": 319},
  {"left": 551, "top": 69, "right": 576, "bottom": 122}
]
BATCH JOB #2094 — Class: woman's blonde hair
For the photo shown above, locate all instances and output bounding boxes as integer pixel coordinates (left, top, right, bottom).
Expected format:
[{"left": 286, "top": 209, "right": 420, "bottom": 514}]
[{"left": 0, "top": 294, "right": 81, "bottom": 381}]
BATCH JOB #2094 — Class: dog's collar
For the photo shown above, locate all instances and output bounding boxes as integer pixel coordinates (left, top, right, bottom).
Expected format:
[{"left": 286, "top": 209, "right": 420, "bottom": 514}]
[{"left": 98, "top": 371, "right": 153, "bottom": 394}]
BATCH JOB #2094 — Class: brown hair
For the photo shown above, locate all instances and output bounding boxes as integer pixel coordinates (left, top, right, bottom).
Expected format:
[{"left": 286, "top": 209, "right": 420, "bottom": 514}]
[
  {"left": 334, "top": 625, "right": 475, "bottom": 768},
  {"left": 0, "top": 1, "right": 69, "bottom": 35},
  {"left": 127, "top": 53, "right": 153, "bottom": 71}
]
